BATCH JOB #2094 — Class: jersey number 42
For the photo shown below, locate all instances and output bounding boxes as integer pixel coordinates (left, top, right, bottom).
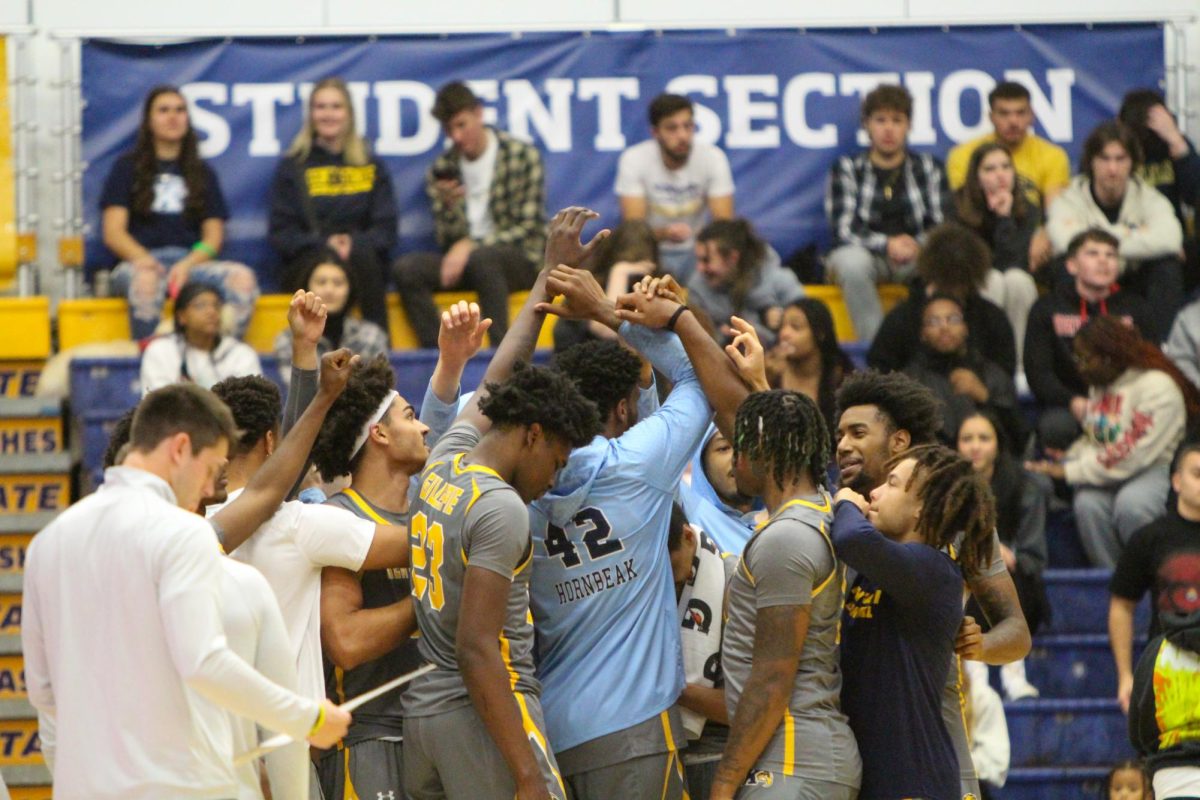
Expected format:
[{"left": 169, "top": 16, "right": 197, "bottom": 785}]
[{"left": 544, "top": 507, "right": 623, "bottom": 568}]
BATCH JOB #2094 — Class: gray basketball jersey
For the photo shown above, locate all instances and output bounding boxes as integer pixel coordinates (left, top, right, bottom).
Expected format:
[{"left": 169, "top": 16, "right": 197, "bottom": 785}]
[
  {"left": 403, "top": 423, "right": 541, "bottom": 718},
  {"left": 323, "top": 489, "right": 421, "bottom": 746},
  {"left": 722, "top": 493, "right": 861, "bottom": 787}
]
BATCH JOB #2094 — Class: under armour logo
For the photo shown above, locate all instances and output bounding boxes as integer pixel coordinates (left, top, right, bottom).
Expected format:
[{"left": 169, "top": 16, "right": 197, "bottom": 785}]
[{"left": 377, "top": 792, "right": 396, "bottom": 800}]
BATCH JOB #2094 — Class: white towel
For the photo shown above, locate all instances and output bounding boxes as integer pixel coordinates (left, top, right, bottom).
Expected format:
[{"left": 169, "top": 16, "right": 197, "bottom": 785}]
[{"left": 678, "top": 529, "right": 730, "bottom": 739}]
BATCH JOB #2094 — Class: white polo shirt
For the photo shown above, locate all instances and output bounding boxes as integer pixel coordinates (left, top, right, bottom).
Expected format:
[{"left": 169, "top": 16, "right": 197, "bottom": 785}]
[
  {"left": 23, "top": 467, "right": 319, "bottom": 800},
  {"left": 209, "top": 489, "right": 375, "bottom": 701}
]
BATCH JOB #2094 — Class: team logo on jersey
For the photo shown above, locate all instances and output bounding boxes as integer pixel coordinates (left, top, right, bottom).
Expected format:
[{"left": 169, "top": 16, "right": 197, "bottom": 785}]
[
  {"left": 682, "top": 598, "right": 713, "bottom": 634},
  {"left": 744, "top": 770, "right": 774, "bottom": 787},
  {"left": 962, "top": 794, "right": 979, "bottom": 800},
  {"left": 151, "top": 173, "right": 187, "bottom": 214},
  {"left": 377, "top": 792, "right": 396, "bottom": 800}
]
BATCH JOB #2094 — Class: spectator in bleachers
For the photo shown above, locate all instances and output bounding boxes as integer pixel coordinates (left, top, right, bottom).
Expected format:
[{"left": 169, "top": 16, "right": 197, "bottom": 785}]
[
  {"left": 615, "top": 93, "right": 734, "bottom": 282},
  {"left": 958, "top": 410, "right": 1051, "bottom": 702},
  {"left": 1119, "top": 89, "right": 1200, "bottom": 239},
  {"left": 1025, "top": 229, "right": 1158, "bottom": 451},
  {"left": 140, "top": 281, "right": 262, "bottom": 393},
  {"left": 101, "top": 85, "right": 259, "bottom": 342},
  {"left": 684, "top": 218, "right": 802, "bottom": 346},
  {"left": 1166, "top": 296, "right": 1200, "bottom": 388},
  {"left": 269, "top": 77, "right": 397, "bottom": 336},
  {"left": 905, "top": 295, "right": 1021, "bottom": 450},
  {"left": 1128, "top": 568, "right": 1200, "bottom": 798},
  {"left": 552, "top": 221, "right": 658, "bottom": 352},
  {"left": 867, "top": 223, "right": 1016, "bottom": 376},
  {"left": 825, "top": 84, "right": 951, "bottom": 343},
  {"left": 953, "top": 142, "right": 1041, "bottom": 366},
  {"left": 1047, "top": 120, "right": 1185, "bottom": 324},
  {"left": 947, "top": 81, "right": 1070, "bottom": 220},
  {"left": 766, "top": 297, "right": 856, "bottom": 439},
  {"left": 1100, "top": 761, "right": 1151, "bottom": 800},
  {"left": 1027, "top": 316, "right": 1195, "bottom": 568},
  {"left": 1110, "top": 443, "right": 1200, "bottom": 713},
  {"left": 272, "top": 247, "right": 388, "bottom": 386},
  {"left": 393, "top": 81, "right": 546, "bottom": 349}
]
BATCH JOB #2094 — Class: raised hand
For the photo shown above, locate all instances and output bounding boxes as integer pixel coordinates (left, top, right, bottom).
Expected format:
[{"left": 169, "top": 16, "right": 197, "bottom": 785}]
[
  {"left": 289, "top": 290, "right": 328, "bottom": 347},
  {"left": 534, "top": 265, "right": 619, "bottom": 330},
  {"left": 317, "top": 348, "right": 360, "bottom": 398},
  {"left": 724, "top": 316, "right": 769, "bottom": 392},
  {"left": 635, "top": 273, "right": 685, "bottom": 305},
  {"left": 439, "top": 300, "right": 493, "bottom": 365},
  {"left": 543, "top": 207, "right": 610, "bottom": 272},
  {"left": 614, "top": 289, "right": 684, "bottom": 330}
]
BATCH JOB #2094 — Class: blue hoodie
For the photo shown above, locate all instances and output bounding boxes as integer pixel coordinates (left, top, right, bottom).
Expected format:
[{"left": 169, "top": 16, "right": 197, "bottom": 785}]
[
  {"left": 678, "top": 423, "right": 763, "bottom": 553},
  {"left": 528, "top": 322, "right": 713, "bottom": 753}
]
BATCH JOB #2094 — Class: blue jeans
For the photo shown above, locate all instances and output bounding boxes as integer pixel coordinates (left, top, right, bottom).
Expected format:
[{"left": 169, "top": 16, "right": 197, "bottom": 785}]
[{"left": 109, "top": 246, "right": 260, "bottom": 340}]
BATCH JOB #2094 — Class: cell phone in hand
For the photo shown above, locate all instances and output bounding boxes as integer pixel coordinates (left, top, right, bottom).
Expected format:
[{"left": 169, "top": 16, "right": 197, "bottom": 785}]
[{"left": 432, "top": 164, "right": 462, "bottom": 183}]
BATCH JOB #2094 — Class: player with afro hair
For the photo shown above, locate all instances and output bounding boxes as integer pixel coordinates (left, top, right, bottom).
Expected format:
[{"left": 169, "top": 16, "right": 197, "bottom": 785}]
[{"left": 551, "top": 339, "right": 644, "bottom": 438}]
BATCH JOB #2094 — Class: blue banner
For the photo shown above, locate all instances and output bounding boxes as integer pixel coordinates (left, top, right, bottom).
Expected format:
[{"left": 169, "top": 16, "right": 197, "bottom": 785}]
[{"left": 81, "top": 25, "right": 1164, "bottom": 289}]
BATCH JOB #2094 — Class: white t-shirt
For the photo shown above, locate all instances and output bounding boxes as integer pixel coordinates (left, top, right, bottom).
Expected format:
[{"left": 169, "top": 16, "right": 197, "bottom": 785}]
[
  {"left": 209, "top": 489, "right": 375, "bottom": 701},
  {"left": 140, "top": 333, "right": 263, "bottom": 394},
  {"left": 462, "top": 129, "right": 499, "bottom": 240},
  {"left": 219, "top": 558, "right": 309, "bottom": 800},
  {"left": 24, "top": 467, "right": 318, "bottom": 800},
  {"left": 614, "top": 139, "right": 735, "bottom": 251}
]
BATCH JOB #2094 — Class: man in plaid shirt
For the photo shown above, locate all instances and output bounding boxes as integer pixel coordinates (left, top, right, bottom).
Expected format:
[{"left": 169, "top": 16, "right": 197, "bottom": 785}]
[
  {"left": 394, "top": 81, "right": 547, "bottom": 347},
  {"left": 825, "top": 84, "right": 951, "bottom": 343}
]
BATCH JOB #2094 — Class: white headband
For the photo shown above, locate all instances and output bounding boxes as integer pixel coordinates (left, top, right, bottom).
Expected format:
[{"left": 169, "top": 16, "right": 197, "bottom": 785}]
[{"left": 351, "top": 390, "right": 399, "bottom": 459}]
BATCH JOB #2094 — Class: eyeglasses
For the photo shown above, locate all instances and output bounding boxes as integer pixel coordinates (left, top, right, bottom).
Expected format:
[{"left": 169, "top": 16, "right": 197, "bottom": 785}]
[{"left": 923, "top": 314, "right": 964, "bottom": 329}]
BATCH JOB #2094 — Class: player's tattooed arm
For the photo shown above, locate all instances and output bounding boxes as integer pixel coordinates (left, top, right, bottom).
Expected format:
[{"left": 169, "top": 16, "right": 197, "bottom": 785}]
[
  {"left": 710, "top": 604, "right": 810, "bottom": 800},
  {"left": 963, "top": 569, "right": 1032, "bottom": 665}
]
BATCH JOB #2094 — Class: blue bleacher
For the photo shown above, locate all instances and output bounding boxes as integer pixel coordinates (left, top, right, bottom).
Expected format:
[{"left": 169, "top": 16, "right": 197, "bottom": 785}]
[{"left": 70, "top": 349, "right": 554, "bottom": 484}]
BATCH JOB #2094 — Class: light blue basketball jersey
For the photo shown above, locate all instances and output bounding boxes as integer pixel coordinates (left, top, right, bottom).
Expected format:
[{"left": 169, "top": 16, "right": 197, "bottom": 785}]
[
  {"left": 677, "top": 423, "right": 764, "bottom": 553},
  {"left": 529, "top": 323, "right": 713, "bottom": 753}
]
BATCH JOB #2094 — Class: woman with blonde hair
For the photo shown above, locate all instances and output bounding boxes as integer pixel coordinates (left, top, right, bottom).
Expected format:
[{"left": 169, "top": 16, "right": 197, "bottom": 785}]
[{"left": 268, "top": 77, "right": 397, "bottom": 333}]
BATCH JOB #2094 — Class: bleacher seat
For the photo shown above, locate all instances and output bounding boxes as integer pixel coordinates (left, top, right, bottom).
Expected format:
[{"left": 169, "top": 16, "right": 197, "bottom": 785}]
[
  {"left": 1006, "top": 698, "right": 1130, "bottom": 768},
  {"left": 56, "top": 298, "right": 131, "bottom": 351},
  {"left": 0, "top": 299, "right": 50, "bottom": 361},
  {"left": 805, "top": 283, "right": 908, "bottom": 343}
]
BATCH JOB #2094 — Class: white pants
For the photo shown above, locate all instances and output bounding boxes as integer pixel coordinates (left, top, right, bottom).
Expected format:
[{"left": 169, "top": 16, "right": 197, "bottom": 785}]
[{"left": 981, "top": 268, "right": 1038, "bottom": 368}]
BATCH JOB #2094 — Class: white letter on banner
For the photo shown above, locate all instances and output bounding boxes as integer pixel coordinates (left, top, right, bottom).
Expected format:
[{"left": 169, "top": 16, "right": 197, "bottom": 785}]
[
  {"left": 504, "top": 79, "right": 574, "bottom": 152},
  {"left": 665, "top": 75, "right": 722, "bottom": 145},
  {"left": 374, "top": 82, "right": 440, "bottom": 156},
  {"left": 840, "top": 73, "right": 901, "bottom": 147},
  {"left": 781, "top": 73, "right": 836, "bottom": 148},
  {"left": 724, "top": 75, "right": 780, "bottom": 149},
  {"left": 578, "top": 78, "right": 640, "bottom": 151},
  {"left": 232, "top": 84, "right": 296, "bottom": 157},
  {"left": 466, "top": 80, "right": 501, "bottom": 128},
  {"left": 1004, "top": 68, "right": 1075, "bottom": 142},
  {"left": 181, "top": 83, "right": 230, "bottom": 159},
  {"left": 939, "top": 70, "right": 997, "bottom": 143},
  {"left": 904, "top": 72, "right": 937, "bottom": 146}
]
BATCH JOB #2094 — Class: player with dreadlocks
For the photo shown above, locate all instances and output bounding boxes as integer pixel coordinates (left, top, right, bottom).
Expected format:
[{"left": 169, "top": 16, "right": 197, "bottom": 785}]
[
  {"left": 707, "top": 390, "right": 861, "bottom": 799},
  {"left": 834, "top": 369, "right": 1030, "bottom": 799},
  {"left": 309, "top": 301, "right": 489, "bottom": 800},
  {"left": 833, "top": 444, "right": 996, "bottom": 800}
]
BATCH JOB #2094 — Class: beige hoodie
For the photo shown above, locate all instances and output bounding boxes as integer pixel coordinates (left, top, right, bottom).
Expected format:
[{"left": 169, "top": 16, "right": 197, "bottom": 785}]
[
  {"left": 1064, "top": 367, "right": 1185, "bottom": 487},
  {"left": 1047, "top": 175, "right": 1182, "bottom": 271}
]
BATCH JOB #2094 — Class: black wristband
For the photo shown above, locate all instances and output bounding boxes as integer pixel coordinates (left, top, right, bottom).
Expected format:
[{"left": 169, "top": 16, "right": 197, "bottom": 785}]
[{"left": 665, "top": 304, "right": 688, "bottom": 331}]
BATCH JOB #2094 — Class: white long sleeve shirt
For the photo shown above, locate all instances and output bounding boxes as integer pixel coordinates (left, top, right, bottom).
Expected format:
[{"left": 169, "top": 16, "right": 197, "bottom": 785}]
[
  {"left": 207, "top": 488, "right": 375, "bottom": 701},
  {"left": 219, "top": 557, "right": 309, "bottom": 800},
  {"left": 1046, "top": 175, "right": 1183, "bottom": 269},
  {"left": 22, "top": 467, "right": 320, "bottom": 800},
  {"left": 140, "top": 333, "right": 262, "bottom": 394}
]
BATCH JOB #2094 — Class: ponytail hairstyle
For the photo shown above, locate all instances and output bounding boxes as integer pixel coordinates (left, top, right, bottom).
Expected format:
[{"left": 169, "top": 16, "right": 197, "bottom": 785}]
[
  {"left": 696, "top": 218, "right": 767, "bottom": 313},
  {"left": 895, "top": 444, "right": 996, "bottom": 579},
  {"left": 130, "top": 86, "right": 208, "bottom": 221},
  {"left": 287, "top": 77, "right": 369, "bottom": 167}
]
